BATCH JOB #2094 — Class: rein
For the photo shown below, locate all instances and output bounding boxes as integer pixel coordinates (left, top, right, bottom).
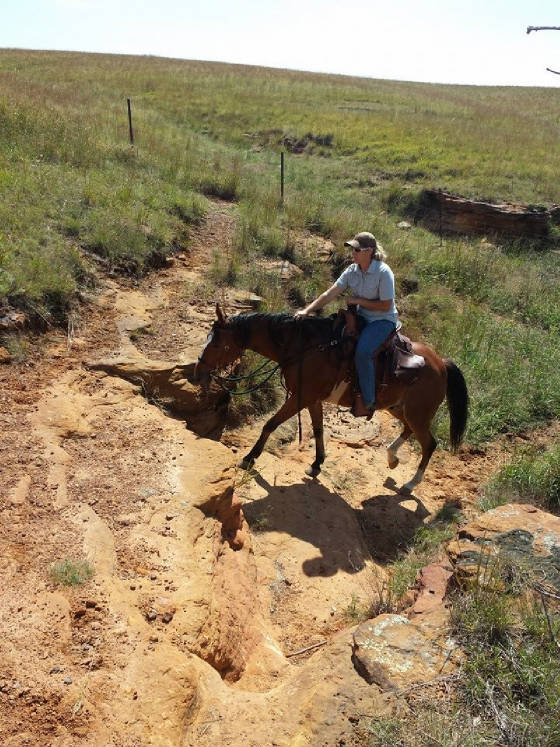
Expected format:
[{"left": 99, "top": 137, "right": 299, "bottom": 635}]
[{"left": 210, "top": 360, "right": 281, "bottom": 395}]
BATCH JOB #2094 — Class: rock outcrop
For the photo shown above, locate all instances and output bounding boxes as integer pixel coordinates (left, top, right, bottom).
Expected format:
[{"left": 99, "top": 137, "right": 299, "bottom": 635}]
[
  {"left": 415, "top": 189, "right": 559, "bottom": 241},
  {"left": 447, "top": 503, "right": 560, "bottom": 593}
]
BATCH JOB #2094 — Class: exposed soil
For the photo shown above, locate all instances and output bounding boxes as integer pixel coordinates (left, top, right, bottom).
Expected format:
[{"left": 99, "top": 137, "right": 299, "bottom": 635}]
[{"left": 1, "top": 201, "right": 553, "bottom": 746}]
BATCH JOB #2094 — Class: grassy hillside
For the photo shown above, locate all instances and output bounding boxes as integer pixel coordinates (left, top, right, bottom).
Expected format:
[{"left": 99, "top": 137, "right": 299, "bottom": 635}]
[{"left": 0, "top": 49, "right": 559, "bottom": 443}]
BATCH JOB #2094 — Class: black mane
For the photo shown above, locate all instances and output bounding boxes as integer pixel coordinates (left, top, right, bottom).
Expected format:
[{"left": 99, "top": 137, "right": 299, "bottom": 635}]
[{"left": 226, "top": 312, "right": 337, "bottom": 350}]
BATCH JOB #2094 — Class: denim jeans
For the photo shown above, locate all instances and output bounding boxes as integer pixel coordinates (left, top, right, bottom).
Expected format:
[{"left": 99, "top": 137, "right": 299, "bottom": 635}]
[{"left": 355, "top": 319, "right": 397, "bottom": 407}]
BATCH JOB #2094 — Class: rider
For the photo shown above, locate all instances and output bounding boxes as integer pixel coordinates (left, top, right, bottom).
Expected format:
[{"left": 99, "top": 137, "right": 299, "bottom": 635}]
[{"left": 295, "top": 231, "right": 398, "bottom": 418}]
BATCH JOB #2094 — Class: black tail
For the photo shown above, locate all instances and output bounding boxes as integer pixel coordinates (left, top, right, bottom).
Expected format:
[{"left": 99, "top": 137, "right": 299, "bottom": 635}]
[{"left": 445, "top": 360, "right": 469, "bottom": 451}]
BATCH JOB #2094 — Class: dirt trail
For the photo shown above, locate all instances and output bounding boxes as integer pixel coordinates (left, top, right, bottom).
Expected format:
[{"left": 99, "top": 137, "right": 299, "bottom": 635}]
[{"left": 0, "top": 201, "right": 510, "bottom": 746}]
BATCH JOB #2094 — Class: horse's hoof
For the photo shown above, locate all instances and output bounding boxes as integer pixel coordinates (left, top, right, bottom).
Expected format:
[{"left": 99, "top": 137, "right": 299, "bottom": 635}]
[
  {"left": 387, "top": 454, "right": 399, "bottom": 470},
  {"left": 239, "top": 457, "right": 254, "bottom": 471},
  {"left": 305, "top": 465, "right": 321, "bottom": 478}
]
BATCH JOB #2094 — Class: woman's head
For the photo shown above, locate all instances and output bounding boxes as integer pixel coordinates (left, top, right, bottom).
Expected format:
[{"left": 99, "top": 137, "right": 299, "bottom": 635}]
[{"left": 344, "top": 231, "right": 387, "bottom": 261}]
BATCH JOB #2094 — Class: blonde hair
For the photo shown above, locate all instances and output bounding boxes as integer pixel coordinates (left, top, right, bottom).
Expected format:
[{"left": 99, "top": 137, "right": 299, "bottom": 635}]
[{"left": 373, "top": 241, "right": 387, "bottom": 261}]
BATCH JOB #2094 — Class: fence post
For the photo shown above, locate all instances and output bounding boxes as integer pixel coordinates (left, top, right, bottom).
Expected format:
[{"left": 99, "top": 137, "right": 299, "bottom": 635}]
[
  {"left": 280, "top": 151, "right": 285, "bottom": 204},
  {"left": 127, "top": 98, "right": 134, "bottom": 145}
]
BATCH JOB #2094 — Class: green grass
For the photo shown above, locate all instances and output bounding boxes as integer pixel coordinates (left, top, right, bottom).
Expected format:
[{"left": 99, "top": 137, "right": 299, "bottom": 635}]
[
  {"left": 481, "top": 442, "right": 560, "bottom": 513},
  {"left": 366, "top": 559, "right": 560, "bottom": 747},
  {"left": 49, "top": 558, "right": 94, "bottom": 586},
  {"left": 0, "top": 49, "right": 558, "bottom": 445}
]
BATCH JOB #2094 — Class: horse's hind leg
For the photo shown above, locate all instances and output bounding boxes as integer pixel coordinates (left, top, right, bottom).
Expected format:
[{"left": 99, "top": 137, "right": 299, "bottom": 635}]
[
  {"left": 305, "top": 401, "right": 325, "bottom": 478},
  {"left": 386, "top": 406, "right": 412, "bottom": 469},
  {"left": 401, "top": 408, "right": 438, "bottom": 493},
  {"left": 240, "top": 395, "right": 300, "bottom": 470}
]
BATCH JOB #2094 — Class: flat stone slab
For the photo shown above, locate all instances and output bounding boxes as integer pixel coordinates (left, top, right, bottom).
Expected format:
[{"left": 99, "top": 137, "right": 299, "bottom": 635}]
[
  {"left": 352, "top": 613, "right": 457, "bottom": 691},
  {"left": 447, "top": 503, "right": 560, "bottom": 593}
]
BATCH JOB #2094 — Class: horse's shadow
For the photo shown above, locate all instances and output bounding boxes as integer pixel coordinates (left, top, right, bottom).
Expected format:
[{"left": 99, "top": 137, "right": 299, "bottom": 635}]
[{"left": 242, "top": 473, "right": 430, "bottom": 577}]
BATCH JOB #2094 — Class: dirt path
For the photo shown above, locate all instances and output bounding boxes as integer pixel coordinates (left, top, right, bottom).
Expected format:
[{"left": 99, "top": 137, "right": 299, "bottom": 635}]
[{"left": 0, "top": 201, "right": 522, "bottom": 746}]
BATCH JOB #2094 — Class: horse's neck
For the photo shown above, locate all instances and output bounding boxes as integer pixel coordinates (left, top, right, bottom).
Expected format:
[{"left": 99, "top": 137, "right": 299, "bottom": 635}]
[
  {"left": 245, "top": 338, "right": 281, "bottom": 363},
  {"left": 240, "top": 318, "right": 284, "bottom": 363}
]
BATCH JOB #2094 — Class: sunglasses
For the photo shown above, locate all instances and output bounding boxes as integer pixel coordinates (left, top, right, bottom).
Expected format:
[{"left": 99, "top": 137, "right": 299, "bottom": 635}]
[{"left": 352, "top": 246, "right": 373, "bottom": 252}]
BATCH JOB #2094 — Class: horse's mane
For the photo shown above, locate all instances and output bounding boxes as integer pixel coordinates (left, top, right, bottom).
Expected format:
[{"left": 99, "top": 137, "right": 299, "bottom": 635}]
[{"left": 227, "top": 312, "right": 336, "bottom": 350}]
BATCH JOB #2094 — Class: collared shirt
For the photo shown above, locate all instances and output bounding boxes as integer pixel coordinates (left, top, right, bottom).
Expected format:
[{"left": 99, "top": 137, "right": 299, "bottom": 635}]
[{"left": 335, "top": 260, "right": 398, "bottom": 324}]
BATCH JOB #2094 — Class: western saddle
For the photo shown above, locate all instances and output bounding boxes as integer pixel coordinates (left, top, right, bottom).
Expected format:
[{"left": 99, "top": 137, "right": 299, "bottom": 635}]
[{"left": 336, "top": 306, "right": 425, "bottom": 388}]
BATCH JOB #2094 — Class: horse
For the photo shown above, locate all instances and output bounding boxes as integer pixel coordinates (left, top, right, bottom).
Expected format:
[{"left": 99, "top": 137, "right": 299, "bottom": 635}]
[{"left": 195, "top": 304, "right": 468, "bottom": 492}]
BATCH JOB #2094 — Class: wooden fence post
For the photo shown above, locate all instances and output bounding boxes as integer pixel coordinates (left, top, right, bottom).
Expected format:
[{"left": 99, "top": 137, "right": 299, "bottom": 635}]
[
  {"left": 280, "top": 151, "right": 285, "bottom": 204},
  {"left": 127, "top": 98, "right": 134, "bottom": 145}
]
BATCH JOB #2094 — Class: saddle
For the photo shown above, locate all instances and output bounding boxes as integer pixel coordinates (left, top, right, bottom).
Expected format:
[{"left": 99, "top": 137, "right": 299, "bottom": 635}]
[{"left": 334, "top": 307, "right": 425, "bottom": 387}]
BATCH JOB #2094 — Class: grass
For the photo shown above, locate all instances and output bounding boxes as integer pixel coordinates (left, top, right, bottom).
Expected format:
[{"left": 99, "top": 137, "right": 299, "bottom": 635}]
[
  {"left": 50, "top": 558, "right": 94, "bottom": 586},
  {"left": 365, "top": 556, "right": 560, "bottom": 747},
  {"left": 480, "top": 441, "right": 560, "bottom": 513},
  {"left": 0, "top": 48, "right": 558, "bottom": 446}
]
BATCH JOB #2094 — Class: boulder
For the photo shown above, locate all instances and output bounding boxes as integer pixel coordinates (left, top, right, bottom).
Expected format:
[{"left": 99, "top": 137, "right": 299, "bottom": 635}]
[
  {"left": 352, "top": 612, "right": 458, "bottom": 691},
  {"left": 447, "top": 503, "right": 560, "bottom": 593}
]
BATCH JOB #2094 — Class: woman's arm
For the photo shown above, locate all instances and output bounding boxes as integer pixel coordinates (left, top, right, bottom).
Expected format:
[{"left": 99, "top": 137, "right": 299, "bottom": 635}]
[
  {"left": 295, "top": 283, "right": 344, "bottom": 317},
  {"left": 345, "top": 296, "right": 392, "bottom": 312}
]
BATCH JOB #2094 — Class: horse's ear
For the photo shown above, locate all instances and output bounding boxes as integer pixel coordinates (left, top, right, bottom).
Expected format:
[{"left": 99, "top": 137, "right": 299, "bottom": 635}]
[{"left": 216, "top": 303, "right": 227, "bottom": 325}]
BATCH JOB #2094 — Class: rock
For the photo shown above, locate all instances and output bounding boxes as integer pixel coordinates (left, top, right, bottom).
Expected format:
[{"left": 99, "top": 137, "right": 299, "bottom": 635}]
[
  {"left": 328, "top": 417, "right": 380, "bottom": 448},
  {"left": 447, "top": 503, "right": 560, "bottom": 593},
  {"left": 397, "top": 221, "right": 411, "bottom": 229},
  {"left": 162, "top": 611, "right": 174, "bottom": 624},
  {"left": 145, "top": 610, "right": 157, "bottom": 622},
  {"left": 352, "top": 613, "right": 458, "bottom": 691},
  {"left": 416, "top": 189, "right": 557, "bottom": 240},
  {"left": 407, "top": 562, "right": 453, "bottom": 615},
  {"left": 63, "top": 677, "right": 72, "bottom": 685},
  {"left": 232, "top": 291, "right": 264, "bottom": 309},
  {"left": 85, "top": 359, "right": 230, "bottom": 437},
  {"left": 0, "top": 346, "right": 11, "bottom": 364},
  {"left": 255, "top": 259, "right": 304, "bottom": 280},
  {"left": 0, "top": 309, "right": 27, "bottom": 332}
]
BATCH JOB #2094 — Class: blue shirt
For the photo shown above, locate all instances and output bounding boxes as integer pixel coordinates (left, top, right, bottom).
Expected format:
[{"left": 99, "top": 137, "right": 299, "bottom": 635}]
[{"left": 335, "top": 260, "right": 398, "bottom": 325}]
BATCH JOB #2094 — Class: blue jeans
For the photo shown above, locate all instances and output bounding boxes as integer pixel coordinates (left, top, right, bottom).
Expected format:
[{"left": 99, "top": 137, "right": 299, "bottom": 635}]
[{"left": 355, "top": 320, "right": 396, "bottom": 407}]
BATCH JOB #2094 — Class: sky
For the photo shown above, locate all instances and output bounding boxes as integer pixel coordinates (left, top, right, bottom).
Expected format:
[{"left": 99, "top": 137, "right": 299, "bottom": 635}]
[{"left": 2, "top": 0, "right": 560, "bottom": 87}]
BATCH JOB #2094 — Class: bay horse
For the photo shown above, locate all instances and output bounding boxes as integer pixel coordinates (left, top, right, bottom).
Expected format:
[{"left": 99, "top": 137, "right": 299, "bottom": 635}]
[{"left": 195, "top": 304, "right": 468, "bottom": 492}]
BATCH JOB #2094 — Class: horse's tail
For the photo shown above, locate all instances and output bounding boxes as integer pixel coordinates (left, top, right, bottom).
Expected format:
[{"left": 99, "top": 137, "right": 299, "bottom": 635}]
[{"left": 445, "top": 360, "right": 469, "bottom": 452}]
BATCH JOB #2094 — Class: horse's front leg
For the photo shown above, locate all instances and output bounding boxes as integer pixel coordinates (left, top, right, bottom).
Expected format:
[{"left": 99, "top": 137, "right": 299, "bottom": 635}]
[
  {"left": 305, "top": 401, "right": 325, "bottom": 477},
  {"left": 240, "top": 395, "right": 300, "bottom": 470}
]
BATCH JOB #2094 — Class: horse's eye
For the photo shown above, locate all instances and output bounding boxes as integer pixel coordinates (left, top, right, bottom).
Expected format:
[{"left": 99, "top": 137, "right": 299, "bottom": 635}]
[{"left": 224, "top": 345, "right": 230, "bottom": 352}]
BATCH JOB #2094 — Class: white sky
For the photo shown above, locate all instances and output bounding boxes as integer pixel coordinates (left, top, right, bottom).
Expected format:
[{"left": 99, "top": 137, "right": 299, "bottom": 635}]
[{"left": 2, "top": 0, "right": 560, "bottom": 87}]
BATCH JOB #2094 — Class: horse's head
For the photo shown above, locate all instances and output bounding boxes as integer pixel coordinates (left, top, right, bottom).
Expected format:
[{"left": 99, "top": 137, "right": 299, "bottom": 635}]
[{"left": 194, "top": 304, "right": 244, "bottom": 387}]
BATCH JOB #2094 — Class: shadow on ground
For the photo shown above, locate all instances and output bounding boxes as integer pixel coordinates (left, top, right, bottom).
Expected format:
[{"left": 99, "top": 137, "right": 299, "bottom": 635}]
[{"left": 242, "top": 473, "right": 430, "bottom": 576}]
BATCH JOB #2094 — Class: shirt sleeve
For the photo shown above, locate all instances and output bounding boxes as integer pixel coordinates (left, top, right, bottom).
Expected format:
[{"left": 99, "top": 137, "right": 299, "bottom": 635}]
[
  {"left": 378, "top": 265, "right": 395, "bottom": 301},
  {"left": 335, "top": 265, "right": 352, "bottom": 290}
]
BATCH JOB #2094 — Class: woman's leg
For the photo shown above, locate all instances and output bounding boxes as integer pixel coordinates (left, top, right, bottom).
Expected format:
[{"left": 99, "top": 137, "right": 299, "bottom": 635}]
[{"left": 355, "top": 320, "right": 396, "bottom": 407}]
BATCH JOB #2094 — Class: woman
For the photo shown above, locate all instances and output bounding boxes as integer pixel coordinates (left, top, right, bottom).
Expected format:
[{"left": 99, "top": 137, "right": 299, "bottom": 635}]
[{"left": 295, "top": 231, "right": 398, "bottom": 417}]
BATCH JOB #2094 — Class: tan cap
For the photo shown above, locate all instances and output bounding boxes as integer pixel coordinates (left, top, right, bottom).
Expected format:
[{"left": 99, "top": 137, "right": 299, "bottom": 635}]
[{"left": 344, "top": 231, "right": 378, "bottom": 250}]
